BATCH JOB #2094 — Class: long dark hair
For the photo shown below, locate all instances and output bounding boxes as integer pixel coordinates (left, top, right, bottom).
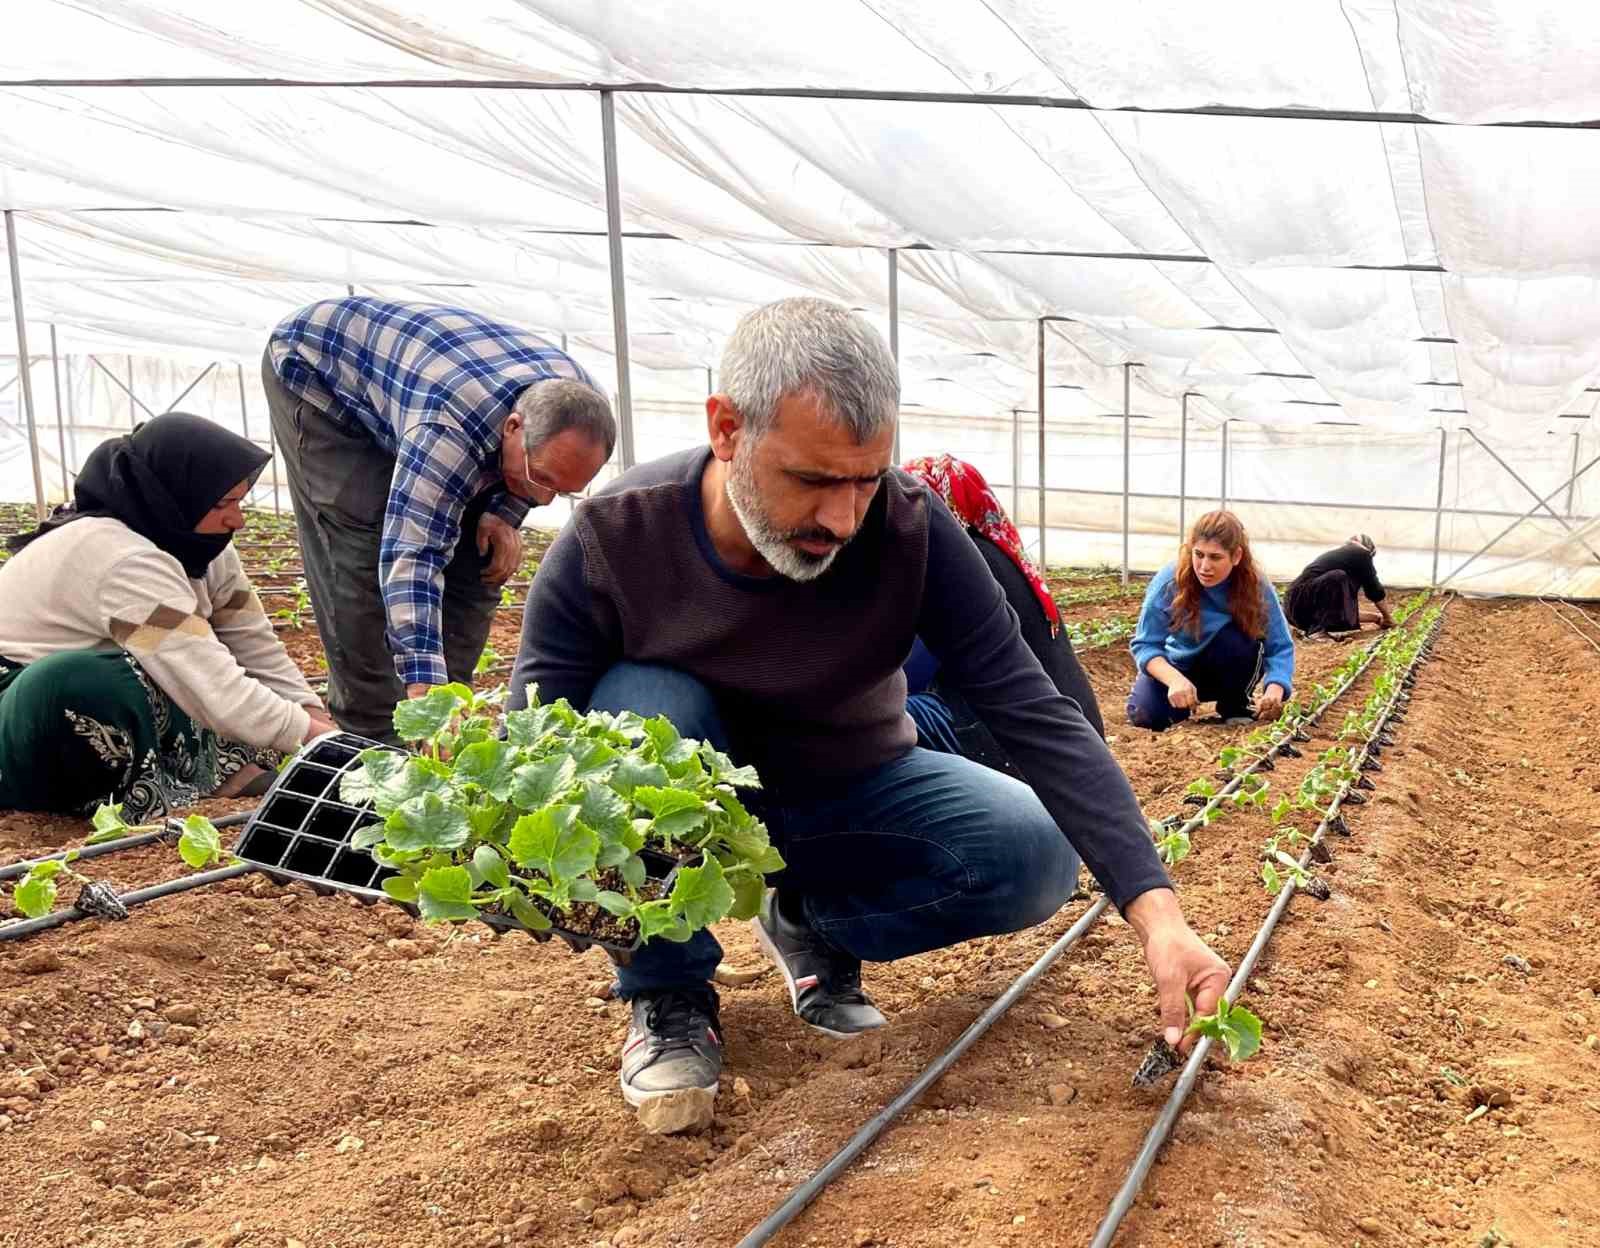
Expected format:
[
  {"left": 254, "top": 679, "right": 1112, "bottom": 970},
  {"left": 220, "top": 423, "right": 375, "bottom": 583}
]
[{"left": 1170, "top": 510, "right": 1267, "bottom": 640}]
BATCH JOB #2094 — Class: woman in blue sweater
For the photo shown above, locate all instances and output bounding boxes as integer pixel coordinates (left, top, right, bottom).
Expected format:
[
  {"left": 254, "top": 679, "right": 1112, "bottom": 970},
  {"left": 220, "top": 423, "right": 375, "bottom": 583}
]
[{"left": 1127, "top": 510, "right": 1294, "bottom": 732}]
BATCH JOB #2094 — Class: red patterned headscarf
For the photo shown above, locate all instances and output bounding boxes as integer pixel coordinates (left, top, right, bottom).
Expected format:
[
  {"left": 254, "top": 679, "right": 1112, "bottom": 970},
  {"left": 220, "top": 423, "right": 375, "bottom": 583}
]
[{"left": 902, "top": 453, "right": 1061, "bottom": 636}]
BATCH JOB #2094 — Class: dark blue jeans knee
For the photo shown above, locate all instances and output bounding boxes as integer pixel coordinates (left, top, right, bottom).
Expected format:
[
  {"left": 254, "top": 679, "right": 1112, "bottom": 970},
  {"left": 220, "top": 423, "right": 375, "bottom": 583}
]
[{"left": 587, "top": 662, "right": 729, "bottom": 750}]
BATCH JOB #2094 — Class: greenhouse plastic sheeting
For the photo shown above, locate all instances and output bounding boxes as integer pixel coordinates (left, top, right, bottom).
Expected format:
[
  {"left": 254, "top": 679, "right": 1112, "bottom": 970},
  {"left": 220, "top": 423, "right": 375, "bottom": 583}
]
[{"left": 3, "top": 1, "right": 1600, "bottom": 596}]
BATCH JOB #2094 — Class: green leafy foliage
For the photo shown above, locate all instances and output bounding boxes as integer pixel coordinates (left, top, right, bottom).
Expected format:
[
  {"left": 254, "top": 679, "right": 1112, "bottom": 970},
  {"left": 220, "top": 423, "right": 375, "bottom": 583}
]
[
  {"left": 176, "top": 815, "right": 226, "bottom": 870},
  {"left": 348, "top": 682, "right": 780, "bottom": 946},
  {"left": 1186, "top": 997, "right": 1263, "bottom": 1062}
]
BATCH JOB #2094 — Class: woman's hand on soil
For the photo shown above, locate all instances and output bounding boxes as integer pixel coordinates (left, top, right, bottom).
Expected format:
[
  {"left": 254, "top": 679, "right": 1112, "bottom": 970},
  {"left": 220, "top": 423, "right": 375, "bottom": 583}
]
[
  {"left": 1126, "top": 888, "right": 1232, "bottom": 1054},
  {"left": 1254, "top": 683, "right": 1286, "bottom": 719},
  {"left": 1166, "top": 675, "right": 1199, "bottom": 710}
]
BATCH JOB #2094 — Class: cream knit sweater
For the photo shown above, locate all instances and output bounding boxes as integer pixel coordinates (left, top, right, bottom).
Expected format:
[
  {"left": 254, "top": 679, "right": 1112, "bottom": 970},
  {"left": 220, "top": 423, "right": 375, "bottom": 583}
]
[{"left": 0, "top": 518, "right": 318, "bottom": 753}]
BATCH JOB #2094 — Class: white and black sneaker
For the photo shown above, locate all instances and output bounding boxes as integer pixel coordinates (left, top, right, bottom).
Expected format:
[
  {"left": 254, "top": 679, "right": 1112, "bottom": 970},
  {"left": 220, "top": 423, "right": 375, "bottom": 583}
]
[
  {"left": 752, "top": 890, "right": 887, "bottom": 1038},
  {"left": 619, "top": 988, "right": 723, "bottom": 1108}
]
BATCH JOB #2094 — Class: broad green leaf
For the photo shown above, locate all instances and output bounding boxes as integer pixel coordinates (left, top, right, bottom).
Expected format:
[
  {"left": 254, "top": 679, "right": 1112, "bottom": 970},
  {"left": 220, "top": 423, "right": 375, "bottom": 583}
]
[
  {"left": 351, "top": 820, "right": 387, "bottom": 851},
  {"left": 369, "top": 757, "right": 450, "bottom": 816},
  {"left": 728, "top": 869, "right": 765, "bottom": 922},
  {"left": 634, "top": 786, "right": 709, "bottom": 841},
  {"left": 619, "top": 854, "right": 648, "bottom": 890},
  {"left": 385, "top": 792, "right": 472, "bottom": 853},
  {"left": 504, "top": 704, "right": 555, "bottom": 749},
  {"left": 86, "top": 803, "right": 133, "bottom": 844},
  {"left": 610, "top": 752, "right": 670, "bottom": 798},
  {"left": 668, "top": 856, "right": 734, "bottom": 931},
  {"left": 371, "top": 843, "right": 426, "bottom": 869},
  {"left": 1261, "top": 861, "right": 1282, "bottom": 896},
  {"left": 13, "top": 872, "right": 58, "bottom": 918},
  {"left": 578, "top": 781, "right": 633, "bottom": 846},
  {"left": 510, "top": 755, "right": 578, "bottom": 811},
  {"left": 643, "top": 717, "right": 697, "bottom": 773},
  {"left": 569, "top": 876, "right": 599, "bottom": 903},
  {"left": 341, "top": 748, "right": 405, "bottom": 806},
  {"left": 595, "top": 890, "right": 635, "bottom": 918},
  {"left": 469, "top": 843, "right": 510, "bottom": 890},
  {"left": 509, "top": 805, "right": 599, "bottom": 884},
  {"left": 177, "top": 815, "right": 224, "bottom": 870},
  {"left": 698, "top": 741, "right": 762, "bottom": 789},
  {"left": 570, "top": 740, "right": 620, "bottom": 782},
  {"left": 466, "top": 800, "right": 512, "bottom": 843},
  {"left": 27, "top": 859, "right": 66, "bottom": 881},
  {"left": 1187, "top": 1000, "right": 1263, "bottom": 1062},
  {"left": 393, "top": 686, "right": 464, "bottom": 743},
  {"left": 417, "top": 865, "right": 479, "bottom": 923},
  {"left": 506, "top": 889, "right": 553, "bottom": 931},
  {"left": 634, "top": 899, "right": 689, "bottom": 943},
  {"left": 381, "top": 875, "right": 419, "bottom": 903},
  {"left": 453, "top": 740, "right": 517, "bottom": 800}
]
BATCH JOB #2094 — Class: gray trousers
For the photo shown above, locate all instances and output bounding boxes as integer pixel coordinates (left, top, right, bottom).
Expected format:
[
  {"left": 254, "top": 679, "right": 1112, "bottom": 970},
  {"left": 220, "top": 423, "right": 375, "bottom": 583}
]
[{"left": 261, "top": 352, "right": 499, "bottom": 743}]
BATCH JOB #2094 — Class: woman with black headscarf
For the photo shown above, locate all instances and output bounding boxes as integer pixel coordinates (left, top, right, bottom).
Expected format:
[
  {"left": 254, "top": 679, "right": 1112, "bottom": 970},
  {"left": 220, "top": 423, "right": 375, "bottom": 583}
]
[{"left": 0, "top": 413, "right": 336, "bottom": 818}]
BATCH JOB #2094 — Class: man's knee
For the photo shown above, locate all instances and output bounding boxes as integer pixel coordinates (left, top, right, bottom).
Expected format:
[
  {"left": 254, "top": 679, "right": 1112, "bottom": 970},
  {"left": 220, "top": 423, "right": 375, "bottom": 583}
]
[
  {"left": 587, "top": 662, "right": 727, "bottom": 746},
  {"left": 988, "top": 817, "right": 1079, "bottom": 930}
]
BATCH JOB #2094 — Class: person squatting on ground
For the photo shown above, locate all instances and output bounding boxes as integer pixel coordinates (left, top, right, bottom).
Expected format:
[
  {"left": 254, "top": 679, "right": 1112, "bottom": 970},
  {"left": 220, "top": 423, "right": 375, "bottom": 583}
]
[
  {"left": 899, "top": 453, "right": 1106, "bottom": 778},
  {"left": 0, "top": 414, "right": 337, "bottom": 819},
  {"left": 1285, "top": 533, "right": 1394, "bottom": 638},
  {"left": 1126, "top": 510, "right": 1295, "bottom": 733},
  {"left": 263, "top": 297, "right": 615, "bottom": 743},
  {"left": 509, "top": 297, "right": 1230, "bottom": 1123}
]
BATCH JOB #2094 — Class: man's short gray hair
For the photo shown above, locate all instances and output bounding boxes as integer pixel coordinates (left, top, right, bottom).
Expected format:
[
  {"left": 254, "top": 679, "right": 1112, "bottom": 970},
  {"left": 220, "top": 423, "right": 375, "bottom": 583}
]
[
  {"left": 720, "top": 297, "right": 900, "bottom": 442},
  {"left": 514, "top": 379, "right": 617, "bottom": 457}
]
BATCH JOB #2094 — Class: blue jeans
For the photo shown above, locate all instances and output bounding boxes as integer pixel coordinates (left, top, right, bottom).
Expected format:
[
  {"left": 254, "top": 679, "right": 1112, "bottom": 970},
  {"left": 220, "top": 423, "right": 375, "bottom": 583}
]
[
  {"left": 1125, "top": 620, "right": 1264, "bottom": 733},
  {"left": 588, "top": 663, "right": 1081, "bottom": 998}
]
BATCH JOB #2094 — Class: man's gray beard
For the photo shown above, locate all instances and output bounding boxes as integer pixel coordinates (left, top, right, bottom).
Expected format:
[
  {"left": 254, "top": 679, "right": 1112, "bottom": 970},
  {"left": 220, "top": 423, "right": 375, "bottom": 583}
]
[{"left": 724, "top": 443, "right": 840, "bottom": 583}]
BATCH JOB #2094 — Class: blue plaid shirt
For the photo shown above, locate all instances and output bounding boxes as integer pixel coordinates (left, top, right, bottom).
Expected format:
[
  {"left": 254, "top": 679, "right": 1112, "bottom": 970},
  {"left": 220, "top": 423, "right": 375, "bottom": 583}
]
[{"left": 268, "top": 298, "right": 597, "bottom": 687}]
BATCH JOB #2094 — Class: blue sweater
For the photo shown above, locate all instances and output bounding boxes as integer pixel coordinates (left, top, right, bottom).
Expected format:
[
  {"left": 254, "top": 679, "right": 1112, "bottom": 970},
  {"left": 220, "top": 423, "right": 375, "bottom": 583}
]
[{"left": 1130, "top": 564, "right": 1295, "bottom": 695}]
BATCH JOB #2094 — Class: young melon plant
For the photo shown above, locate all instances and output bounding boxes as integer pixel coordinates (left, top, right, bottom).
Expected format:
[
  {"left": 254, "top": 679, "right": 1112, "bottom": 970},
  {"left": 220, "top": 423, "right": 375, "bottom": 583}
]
[
  {"left": 344, "top": 682, "right": 784, "bottom": 946},
  {"left": 1185, "top": 995, "right": 1263, "bottom": 1062}
]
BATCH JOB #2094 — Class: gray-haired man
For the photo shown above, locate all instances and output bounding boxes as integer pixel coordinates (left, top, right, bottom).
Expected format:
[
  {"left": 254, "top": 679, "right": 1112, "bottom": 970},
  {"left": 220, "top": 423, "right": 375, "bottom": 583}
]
[
  {"left": 511, "top": 297, "right": 1230, "bottom": 1126},
  {"left": 264, "top": 297, "right": 614, "bottom": 741}
]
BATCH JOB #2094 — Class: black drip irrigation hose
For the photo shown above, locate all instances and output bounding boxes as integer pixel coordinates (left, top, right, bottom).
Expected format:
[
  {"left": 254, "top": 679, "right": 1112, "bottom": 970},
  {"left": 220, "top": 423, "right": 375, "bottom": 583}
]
[
  {"left": 731, "top": 621, "right": 1404, "bottom": 1248},
  {"left": 1085, "top": 602, "right": 1448, "bottom": 1248},
  {"left": 0, "top": 809, "right": 259, "bottom": 942},
  {"left": 0, "top": 863, "right": 255, "bottom": 942},
  {"left": 0, "top": 809, "right": 254, "bottom": 882}
]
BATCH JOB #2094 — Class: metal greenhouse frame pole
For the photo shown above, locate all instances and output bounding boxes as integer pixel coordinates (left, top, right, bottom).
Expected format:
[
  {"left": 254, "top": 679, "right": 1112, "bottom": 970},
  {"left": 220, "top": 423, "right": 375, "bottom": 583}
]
[
  {"left": 48, "top": 323, "right": 67, "bottom": 496},
  {"left": 599, "top": 90, "right": 636, "bottom": 471},
  {"left": 1431, "top": 427, "right": 1447, "bottom": 586},
  {"left": 1440, "top": 452, "right": 1600, "bottom": 587},
  {"left": 1567, "top": 431, "right": 1581, "bottom": 518},
  {"left": 1220, "top": 420, "right": 1230, "bottom": 509},
  {"left": 1010, "top": 408, "right": 1021, "bottom": 519},
  {"left": 4, "top": 210, "right": 48, "bottom": 520},
  {"left": 1178, "top": 392, "right": 1190, "bottom": 538},
  {"left": 887, "top": 248, "right": 900, "bottom": 462},
  {"left": 1036, "top": 318, "right": 1047, "bottom": 570},
  {"left": 1121, "top": 362, "right": 1132, "bottom": 587}
]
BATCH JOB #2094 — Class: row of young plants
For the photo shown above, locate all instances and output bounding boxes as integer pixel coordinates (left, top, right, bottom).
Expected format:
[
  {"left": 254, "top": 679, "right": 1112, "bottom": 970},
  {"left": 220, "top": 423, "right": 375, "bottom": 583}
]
[{"left": 341, "top": 682, "right": 784, "bottom": 951}]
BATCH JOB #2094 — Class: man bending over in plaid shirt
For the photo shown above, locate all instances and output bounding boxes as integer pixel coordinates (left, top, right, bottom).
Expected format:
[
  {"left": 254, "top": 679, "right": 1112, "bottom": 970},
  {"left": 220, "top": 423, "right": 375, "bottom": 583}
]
[{"left": 263, "top": 298, "right": 614, "bottom": 742}]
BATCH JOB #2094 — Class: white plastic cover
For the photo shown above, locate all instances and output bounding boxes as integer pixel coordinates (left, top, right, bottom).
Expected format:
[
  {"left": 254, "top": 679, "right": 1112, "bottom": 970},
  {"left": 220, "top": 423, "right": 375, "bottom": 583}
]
[{"left": 3, "top": 1, "right": 1600, "bottom": 594}]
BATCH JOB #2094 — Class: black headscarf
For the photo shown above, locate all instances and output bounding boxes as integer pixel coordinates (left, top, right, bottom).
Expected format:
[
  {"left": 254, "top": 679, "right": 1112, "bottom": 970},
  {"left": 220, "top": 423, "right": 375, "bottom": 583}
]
[{"left": 7, "top": 412, "right": 270, "bottom": 579}]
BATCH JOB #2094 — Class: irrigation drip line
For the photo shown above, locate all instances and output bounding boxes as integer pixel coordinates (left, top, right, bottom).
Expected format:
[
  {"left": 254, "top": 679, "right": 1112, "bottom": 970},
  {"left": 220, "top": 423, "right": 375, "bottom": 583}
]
[
  {"left": 0, "top": 862, "right": 255, "bottom": 943},
  {"left": 732, "top": 613, "right": 1406, "bottom": 1247},
  {"left": 1086, "top": 602, "right": 1447, "bottom": 1248},
  {"left": 0, "top": 810, "right": 254, "bottom": 882},
  {"left": 1538, "top": 596, "right": 1600, "bottom": 657}
]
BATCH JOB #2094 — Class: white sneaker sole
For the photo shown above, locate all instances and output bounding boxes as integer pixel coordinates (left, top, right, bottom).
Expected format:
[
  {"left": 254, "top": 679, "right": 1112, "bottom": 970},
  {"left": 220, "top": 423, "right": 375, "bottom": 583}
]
[
  {"left": 750, "top": 915, "right": 882, "bottom": 1041},
  {"left": 618, "top": 1072, "right": 719, "bottom": 1108}
]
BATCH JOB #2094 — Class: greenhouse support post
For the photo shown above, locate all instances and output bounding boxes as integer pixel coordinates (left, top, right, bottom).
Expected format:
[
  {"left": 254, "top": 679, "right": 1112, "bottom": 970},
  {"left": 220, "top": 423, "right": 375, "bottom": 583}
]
[
  {"left": 63, "top": 355, "right": 76, "bottom": 475},
  {"left": 1178, "top": 392, "right": 1190, "bottom": 538},
  {"left": 89, "top": 355, "right": 156, "bottom": 421},
  {"left": 1220, "top": 420, "right": 1230, "bottom": 509},
  {"left": 599, "top": 89, "right": 636, "bottom": 471},
  {"left": 1010, "top": 408, "right": 1021, "bottom": 519},
  {"left": 126, "top": 355, "right": 135, "bottom": 428},
  {"left": 1036, "top": 318, "right": 1047, "bottom": 569},
  {"left": 247, "top": 366, "right": 282, "bottom": 517},
  {"left": 4, "top": 209, "right": 48, "bottom": 520},
  {"left": 888, "top": 248, "right": 900, "bottom": 463},
  {"left": 1431, "top": 427, "right": 1447, "bottom": 586},
  {"left": 1466, "top": 428, "right": 1600, "bottom": 565},
  {"left": 1121, "top": 362, "right": 1132, "bottom": 587},
  {"left": 48, "top": 323, "right": 67, "bottom": 497}
]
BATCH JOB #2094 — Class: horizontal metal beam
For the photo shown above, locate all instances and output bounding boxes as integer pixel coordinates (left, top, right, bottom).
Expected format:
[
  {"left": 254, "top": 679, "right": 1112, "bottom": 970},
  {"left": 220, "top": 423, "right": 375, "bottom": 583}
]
[{"left": 2, "top": 76, "right": 1598, "bottom": 129}]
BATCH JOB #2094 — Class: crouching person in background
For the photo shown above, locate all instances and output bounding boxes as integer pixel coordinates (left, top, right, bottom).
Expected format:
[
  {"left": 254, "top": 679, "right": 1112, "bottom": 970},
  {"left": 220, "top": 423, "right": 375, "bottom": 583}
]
[
  {"left": 510, "top": 297, "right": 1229, "bottom": 1127},
  {"left": 1126, "top": 510, "right": 1295, "bottom": 732},
  {"left": 1286, "top": 533, "right": 1394, "bottom": 639}
]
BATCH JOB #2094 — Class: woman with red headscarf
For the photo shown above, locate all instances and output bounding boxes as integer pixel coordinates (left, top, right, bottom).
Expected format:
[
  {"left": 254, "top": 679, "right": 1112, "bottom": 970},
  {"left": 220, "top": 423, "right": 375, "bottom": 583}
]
[{"left": 900, "top": 455, "right": 1104, "bottom": 776}]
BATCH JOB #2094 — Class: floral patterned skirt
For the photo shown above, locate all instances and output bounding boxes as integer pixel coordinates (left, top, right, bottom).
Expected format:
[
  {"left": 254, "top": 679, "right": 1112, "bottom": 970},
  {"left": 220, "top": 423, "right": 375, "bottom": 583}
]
[{"left": 0, "top": 649, "right": 279, "bottom": 821}]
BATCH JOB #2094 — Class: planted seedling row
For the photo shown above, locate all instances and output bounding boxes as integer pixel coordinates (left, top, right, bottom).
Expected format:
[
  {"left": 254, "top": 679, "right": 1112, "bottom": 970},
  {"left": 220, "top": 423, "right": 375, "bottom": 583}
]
[
  {"left": 731, "top": 598, "right": 1434, "bottom": 1248},
  {"left": 1085, "top": 600, "right": 1448, "bottom": 1248}
]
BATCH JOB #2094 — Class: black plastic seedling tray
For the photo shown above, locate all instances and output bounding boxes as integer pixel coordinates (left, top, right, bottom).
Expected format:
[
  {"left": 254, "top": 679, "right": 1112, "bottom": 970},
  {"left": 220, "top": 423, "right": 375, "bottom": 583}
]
[{"left": 236, "top": 731, "right": 673, "bottom": 962}]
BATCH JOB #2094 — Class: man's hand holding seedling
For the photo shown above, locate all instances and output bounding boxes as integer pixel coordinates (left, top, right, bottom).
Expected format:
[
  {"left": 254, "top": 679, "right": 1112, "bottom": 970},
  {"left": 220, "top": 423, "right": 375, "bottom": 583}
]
[{"left": 1126, "top": 887, "right": 1231, "bottom": 1054}]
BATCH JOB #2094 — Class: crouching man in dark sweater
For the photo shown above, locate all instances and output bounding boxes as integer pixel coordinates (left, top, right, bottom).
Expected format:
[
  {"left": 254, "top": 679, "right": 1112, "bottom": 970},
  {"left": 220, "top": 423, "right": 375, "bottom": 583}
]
[{"left": 509, "top": 298, "right": 1229, "bottom": 1122}]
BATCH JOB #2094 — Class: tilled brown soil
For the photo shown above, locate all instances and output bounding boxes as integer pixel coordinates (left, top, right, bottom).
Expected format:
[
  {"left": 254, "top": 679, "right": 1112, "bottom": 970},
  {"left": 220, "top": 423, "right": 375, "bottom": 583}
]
[{"left": 2, "top": 586, "right": 1596, "bottom": 1248}]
